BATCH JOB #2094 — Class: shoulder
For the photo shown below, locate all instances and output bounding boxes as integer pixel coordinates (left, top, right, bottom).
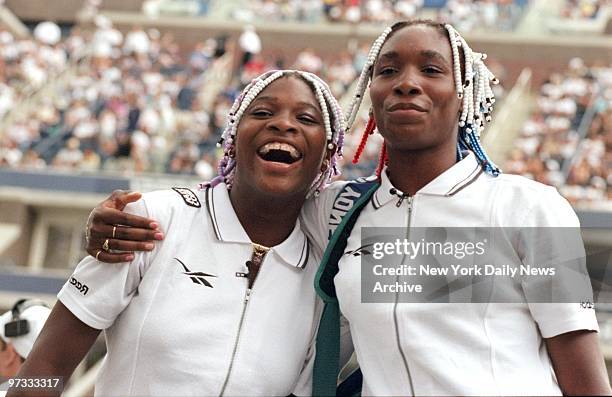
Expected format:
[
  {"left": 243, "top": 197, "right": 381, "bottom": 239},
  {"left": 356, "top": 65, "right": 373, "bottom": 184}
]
[
  {"left": 130, "top": 187, "right": 205, "bottom": 220},
  {"left": 302, "top": 177, "right": 378, "bottom": 218},
  {"left": 490, "top": 173, "right": 555, "bottom": 194},
  {"left": 142, "top": 187, "right": 203, "bottom": 206},
  {"left": 485, "top": 173, "right": 578, "bottom": 227},
  {"left": 491, "top": 174, "right": 568, "bottom": 206},
  {"left": 300, "top": 177, "right": 380, "bottom": 249},
  {"left": 322, "top": 176, "right": 379, "bottom": 202}
]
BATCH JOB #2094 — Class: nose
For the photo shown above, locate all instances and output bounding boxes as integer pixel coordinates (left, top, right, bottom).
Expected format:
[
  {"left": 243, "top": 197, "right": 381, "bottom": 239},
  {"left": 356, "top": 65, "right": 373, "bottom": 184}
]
[
  {"left": 267, "top": 112, "right": 298, "bottom": 133},
  {"left": 392, "top": 68, "right": 423, "bottom": 96}
]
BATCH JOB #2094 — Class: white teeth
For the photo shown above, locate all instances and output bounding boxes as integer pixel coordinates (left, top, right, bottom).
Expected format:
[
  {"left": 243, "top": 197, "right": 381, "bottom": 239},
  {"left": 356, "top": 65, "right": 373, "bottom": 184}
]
[{"left": 258, "top": 142, "right": 301, "bottom": 159}]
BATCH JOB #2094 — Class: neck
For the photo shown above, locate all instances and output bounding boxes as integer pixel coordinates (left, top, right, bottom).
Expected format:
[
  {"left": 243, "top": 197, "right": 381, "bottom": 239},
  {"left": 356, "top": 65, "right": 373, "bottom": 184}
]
[
  {"left": 229, "top": 184, "right": 304, "bottom": 247},
  {"left": 385, "top": 143, "right": 458, "bottom": 196}
]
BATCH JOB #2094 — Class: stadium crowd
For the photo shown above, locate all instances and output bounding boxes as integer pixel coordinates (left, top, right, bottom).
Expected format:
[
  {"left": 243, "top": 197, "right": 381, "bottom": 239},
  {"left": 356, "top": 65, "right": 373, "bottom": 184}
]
[
  {"left": 0, "top": 16, "right": 608, "bottom": 207},
  {"left": 0, "top": 22, "right": 376, "bottom": 180},
  {"left": 505, "top": 59, "right": 611, "bottom": 206},
  {"left": 232, "top": 0, "right": 529, "bottom": 31}
]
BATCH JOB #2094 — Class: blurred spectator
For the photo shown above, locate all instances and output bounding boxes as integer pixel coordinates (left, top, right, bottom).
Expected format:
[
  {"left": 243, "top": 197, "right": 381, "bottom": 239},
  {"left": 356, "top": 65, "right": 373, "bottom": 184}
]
[
  {"left": 54, "top": 137, "right": 84, "bottom": 169},
  {"left": 326, "top": 52, "right": 357, "bottom": 97},
  {"left": 293, "top": 48, "right": 323, "bottom": 74},
  {"left": 33, "top": 21, "right": 61, "bottom": 46},
  {"left": 238, "top": 25, "right": 262, "bottom": 70},
  {"left": 560, "top": 0, "right": 607, "bottom": 19},
  {"left": 124, "top": 26, "right": 151, "bottom": 55}
]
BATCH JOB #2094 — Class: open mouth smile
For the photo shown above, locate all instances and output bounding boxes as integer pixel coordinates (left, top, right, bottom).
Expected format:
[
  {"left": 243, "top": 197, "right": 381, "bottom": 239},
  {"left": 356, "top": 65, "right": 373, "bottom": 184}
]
[{"left": 257, "top": 142, "right": 303, "bottom": 165}]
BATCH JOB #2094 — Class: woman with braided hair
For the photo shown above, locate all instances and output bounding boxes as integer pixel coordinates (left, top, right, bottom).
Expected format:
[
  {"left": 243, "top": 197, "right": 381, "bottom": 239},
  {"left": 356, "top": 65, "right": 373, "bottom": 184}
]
[
  {"left": 11, "top": 70, "right": 347, "bottom": 396},
  {"left": 78, "top": 20, "right": 608, "bottom": 396},
  {"left": 307, "top": 20, "right": 608, "bottom": 396}
]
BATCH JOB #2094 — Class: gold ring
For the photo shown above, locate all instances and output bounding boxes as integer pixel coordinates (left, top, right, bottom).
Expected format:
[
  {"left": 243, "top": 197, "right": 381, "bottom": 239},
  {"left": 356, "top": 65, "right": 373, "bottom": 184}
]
[
  {"left": 95, "top": 250, "right": 102, "bottom": 260},
  {"left": 103, "top": 238, "right": 110, "bottom": 252},
  {"left": 112, "top": 226, "right": 117, "bottom": 239}
]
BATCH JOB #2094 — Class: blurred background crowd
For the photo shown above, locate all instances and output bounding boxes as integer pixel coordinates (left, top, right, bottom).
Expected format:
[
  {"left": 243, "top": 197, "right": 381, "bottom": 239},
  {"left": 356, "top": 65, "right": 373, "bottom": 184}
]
[
  {"left": 0, "top": 0, "right": 610, "bottom": 392},
  {"left": 1, "top": 0, "right": 610, "bottom": 208}
]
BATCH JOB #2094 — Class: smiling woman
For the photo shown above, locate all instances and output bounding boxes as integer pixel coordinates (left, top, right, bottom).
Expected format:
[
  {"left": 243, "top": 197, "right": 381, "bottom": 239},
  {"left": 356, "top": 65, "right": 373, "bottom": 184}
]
[
  {"left": 310, "top": 20, "right": 611, "bottom": 396},
  {"left": 9, "top": 70, "right": 346, "bottom": 397},
  {"left": 209, "top": 70, "right": 344, "bottom": 199},
  {"left": 225, "top": 75, "right": 340, "bottom": 213}
]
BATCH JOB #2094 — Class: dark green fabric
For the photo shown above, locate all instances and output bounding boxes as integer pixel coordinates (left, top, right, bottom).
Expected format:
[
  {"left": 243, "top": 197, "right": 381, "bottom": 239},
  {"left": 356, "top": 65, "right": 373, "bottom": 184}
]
[
  {"left": 313, "top": 302, "right": 340, "bottom": 397},
  {"left": 313, "top": 181, "right": 379, "bottom": 396}
]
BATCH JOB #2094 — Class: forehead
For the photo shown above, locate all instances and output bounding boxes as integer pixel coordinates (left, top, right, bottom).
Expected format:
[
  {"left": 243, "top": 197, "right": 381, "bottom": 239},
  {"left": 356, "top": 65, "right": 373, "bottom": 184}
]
[
  {"left": 378, "top": 25, "right": 452, "bottom": 63},
  {"left": 253, "top": 76, "right": 320, "bottom": 108}
]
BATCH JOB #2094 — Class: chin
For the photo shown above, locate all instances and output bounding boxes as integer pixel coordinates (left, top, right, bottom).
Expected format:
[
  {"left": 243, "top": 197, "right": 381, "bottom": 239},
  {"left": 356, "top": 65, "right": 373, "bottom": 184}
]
[
  {"left": 256, "top": 177, "right": 309, "bottom": 199},
  {"left": 385, "top": 135, "right": 436, "bottom": 152}
]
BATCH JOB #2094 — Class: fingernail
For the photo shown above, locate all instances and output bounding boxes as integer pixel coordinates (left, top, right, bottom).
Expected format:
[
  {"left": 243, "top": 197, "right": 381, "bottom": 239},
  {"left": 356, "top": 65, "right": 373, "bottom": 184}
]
[
  {"left": 150, "top": 222, "right": 159, "bottom": 229},
  {"left": 154, "top": 232, "right": 164, "bottom": 240},
  {"left": 145, "top": 243, "right": 155, "bottom": 250},
  {"left": 125, "top": 255, "right": 134, "bottom": 261}
]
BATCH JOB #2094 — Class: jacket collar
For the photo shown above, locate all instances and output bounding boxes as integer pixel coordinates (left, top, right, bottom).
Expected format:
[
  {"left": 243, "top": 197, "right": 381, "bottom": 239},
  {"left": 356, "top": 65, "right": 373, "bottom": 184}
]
[
  {"left": 372, "top": 151, "right": 484, "bottom": 210},
  {"left": 204, "top": 184, "right": 309, "bottom": 268}
]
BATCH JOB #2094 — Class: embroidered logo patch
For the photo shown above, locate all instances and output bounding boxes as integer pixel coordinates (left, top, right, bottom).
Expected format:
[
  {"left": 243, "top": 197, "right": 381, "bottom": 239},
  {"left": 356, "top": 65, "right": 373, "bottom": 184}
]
[
  {"left": 172, "top": 187, "right": 201, "bottom": 208},
  {"left": 174, "top": 258, "right": 216, "bottom": 288}
]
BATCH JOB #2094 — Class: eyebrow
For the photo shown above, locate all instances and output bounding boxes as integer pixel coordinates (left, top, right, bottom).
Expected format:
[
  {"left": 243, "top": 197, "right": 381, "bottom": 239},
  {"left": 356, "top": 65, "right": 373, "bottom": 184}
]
[
  {"left": 379, "top": 51, "right": 399, "bottom": 61},
  {"left": 420, "top": 50, "right": 451, "bottom": 67},
  {"left": 378, "top": 50, "right": 450, "bottom": 68},
  {"left": 250, "top": 96, "right": 322, "bottom": 114}
]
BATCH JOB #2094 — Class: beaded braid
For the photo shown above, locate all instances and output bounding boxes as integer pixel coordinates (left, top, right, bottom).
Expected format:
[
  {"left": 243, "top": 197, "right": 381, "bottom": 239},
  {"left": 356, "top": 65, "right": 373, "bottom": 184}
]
[
  {"left": 445, "top": 24, "right": 500, "bottom": 175},
  {"left": 199, "top": 70, "right": 345, "bottom": 198},
  {"left": 345, "top": 26, "right": 393, "bottom": 133},
  {"left": 352, "top": 114, "right": 376, "bottom": 164},
  {"left": 375, "top": 142, "right": 388, "bottom": 179},
  {"left": 347, "top": 20, "right": 502, "bottom": 177}
]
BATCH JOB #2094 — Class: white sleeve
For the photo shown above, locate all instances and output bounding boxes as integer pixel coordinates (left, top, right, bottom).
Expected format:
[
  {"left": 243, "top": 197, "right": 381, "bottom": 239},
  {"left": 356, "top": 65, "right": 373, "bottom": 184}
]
[
  {"left": 57, "top": 199, "right": 152, "bottom": 330},
  {"left": 519, "top": 187, "right": 598, "bottom": 338}
]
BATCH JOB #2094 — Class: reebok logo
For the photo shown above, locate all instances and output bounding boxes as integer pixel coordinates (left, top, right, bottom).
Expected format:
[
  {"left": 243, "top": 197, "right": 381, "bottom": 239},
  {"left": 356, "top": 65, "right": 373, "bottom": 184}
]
[
  {"left": 345, "top": 244, "right": 374, "bottom": 257},
  {"left": 70, "top": 277, "right": 89, "bottom": 295},
  {"left": 175, "top": 258, "right": 216, "bottom": 288}
]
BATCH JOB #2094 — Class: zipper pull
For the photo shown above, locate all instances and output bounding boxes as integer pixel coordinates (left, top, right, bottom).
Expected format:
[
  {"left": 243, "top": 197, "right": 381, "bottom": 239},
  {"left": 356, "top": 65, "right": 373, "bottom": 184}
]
[
  {"left": 245, "top": 288, "right": 251, "bottom": 303},
  {"left": 390, "top": 188, "right": 408, "bottom": 207},
  {"left": 395, "top": 195, "right": 407, "bottom": 207}
]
